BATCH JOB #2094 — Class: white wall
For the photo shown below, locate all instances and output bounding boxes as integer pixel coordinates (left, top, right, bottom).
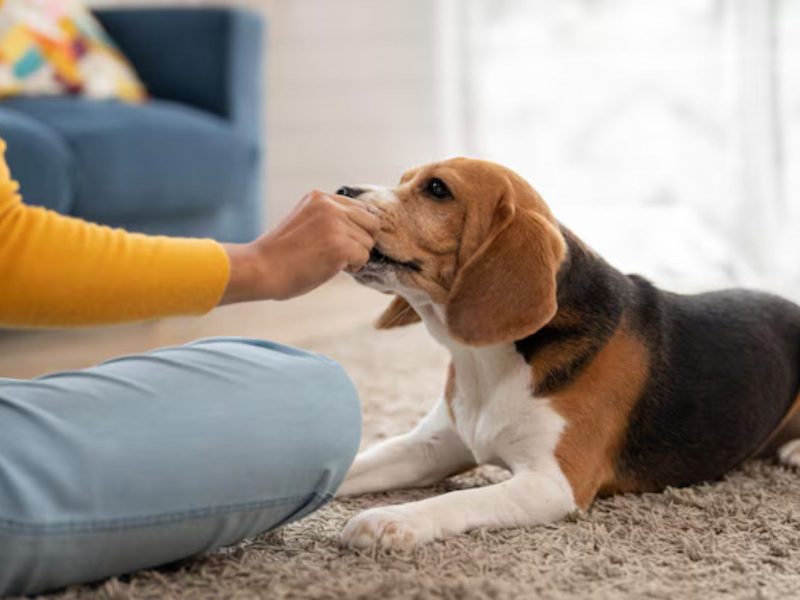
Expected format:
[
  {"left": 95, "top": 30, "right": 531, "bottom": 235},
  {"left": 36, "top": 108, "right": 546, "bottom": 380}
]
[
  {"left": 266, "top": 0, "right": 443, "bottom": 223},
  {"left": 462, "top": 0, "right": 800, "bottom": 296},
  {"left": 91, "top": 0, "right": 444, "bottom": 225}
]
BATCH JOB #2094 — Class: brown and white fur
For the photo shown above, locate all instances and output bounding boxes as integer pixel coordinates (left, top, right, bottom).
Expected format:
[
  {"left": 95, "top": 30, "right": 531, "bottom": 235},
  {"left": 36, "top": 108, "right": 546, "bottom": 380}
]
[{"left": 334, "top": 158, "right": 800, "bottom": 550}]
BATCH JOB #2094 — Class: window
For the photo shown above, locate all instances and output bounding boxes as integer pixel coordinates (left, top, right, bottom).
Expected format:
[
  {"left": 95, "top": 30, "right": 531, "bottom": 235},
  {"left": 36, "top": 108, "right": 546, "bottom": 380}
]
[{"left": 443, "top": 0, "right": 798, "bottom": 294}]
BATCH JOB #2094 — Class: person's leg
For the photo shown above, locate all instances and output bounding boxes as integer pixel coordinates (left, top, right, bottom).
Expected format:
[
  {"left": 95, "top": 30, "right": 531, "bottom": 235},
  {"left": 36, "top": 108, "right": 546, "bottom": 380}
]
[{"left": 0, "top": 337, "right": 360, "bottom": 596}]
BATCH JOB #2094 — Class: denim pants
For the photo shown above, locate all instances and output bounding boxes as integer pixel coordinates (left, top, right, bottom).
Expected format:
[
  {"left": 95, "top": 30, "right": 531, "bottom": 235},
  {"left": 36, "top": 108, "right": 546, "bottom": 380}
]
[{"left": 0, "top": 338, "right": 361, "bottom": 596}]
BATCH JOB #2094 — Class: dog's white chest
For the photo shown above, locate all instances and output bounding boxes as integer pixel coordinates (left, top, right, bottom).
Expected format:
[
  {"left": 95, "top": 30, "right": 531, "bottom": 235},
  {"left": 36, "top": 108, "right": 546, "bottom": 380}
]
[
  {"left": 448, "top": 345, "right": 566, "bottom": 470},
  {"left": 418, "top": 303, "right": 567, "bottom": 471}
]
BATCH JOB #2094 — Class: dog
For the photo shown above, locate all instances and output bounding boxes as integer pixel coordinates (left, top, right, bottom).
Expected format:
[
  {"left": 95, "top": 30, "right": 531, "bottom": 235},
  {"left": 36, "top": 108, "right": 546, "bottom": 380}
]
[{"left": 334, "top": 158, "right": 800, "bottom": 551}]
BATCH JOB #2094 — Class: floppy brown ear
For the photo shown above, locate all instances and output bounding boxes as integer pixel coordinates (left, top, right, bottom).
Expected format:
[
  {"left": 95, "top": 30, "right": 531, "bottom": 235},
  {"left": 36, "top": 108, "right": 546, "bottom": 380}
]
[
  {"left": 445, "top": 202, "right": 565, "bottom": 346},
  {"left": 375, "top": 296, "right": 422, "bottom": 329}
]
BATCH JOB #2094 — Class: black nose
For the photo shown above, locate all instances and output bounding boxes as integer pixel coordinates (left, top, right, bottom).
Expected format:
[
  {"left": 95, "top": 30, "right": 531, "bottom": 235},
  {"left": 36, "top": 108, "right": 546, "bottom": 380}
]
[{"left": 336, "top": 186, "right": 365, "bottom": 199}]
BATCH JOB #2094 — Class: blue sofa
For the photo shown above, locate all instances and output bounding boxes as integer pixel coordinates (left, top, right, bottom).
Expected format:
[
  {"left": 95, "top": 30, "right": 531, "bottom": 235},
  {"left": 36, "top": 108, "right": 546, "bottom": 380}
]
[{"left": 0, "top": 7, "right": 264, "bottom": 242}]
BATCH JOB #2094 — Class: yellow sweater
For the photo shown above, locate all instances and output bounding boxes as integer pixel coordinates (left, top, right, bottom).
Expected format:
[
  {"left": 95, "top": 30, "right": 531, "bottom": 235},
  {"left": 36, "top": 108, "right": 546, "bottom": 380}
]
[{"left": 0, "top": 139, "right": 230, "bottom": 327}]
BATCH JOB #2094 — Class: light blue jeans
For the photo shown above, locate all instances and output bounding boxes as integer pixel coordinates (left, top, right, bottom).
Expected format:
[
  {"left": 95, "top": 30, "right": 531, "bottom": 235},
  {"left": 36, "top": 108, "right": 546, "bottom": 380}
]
[{"left": 0, "top": 338, "right": 361, "bottom": 597}]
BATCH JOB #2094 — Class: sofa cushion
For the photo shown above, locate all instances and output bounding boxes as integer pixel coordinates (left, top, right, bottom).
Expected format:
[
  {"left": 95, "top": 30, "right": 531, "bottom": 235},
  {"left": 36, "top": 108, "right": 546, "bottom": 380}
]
[
  {"left": 0, "top": 0, "right": 146, "bottom": 102},
  {"left": 0, "top": 106, "right": 74, "bottom": 213},
  {"left": 2, "top": 97, "right": 258, "bottom": 222}
]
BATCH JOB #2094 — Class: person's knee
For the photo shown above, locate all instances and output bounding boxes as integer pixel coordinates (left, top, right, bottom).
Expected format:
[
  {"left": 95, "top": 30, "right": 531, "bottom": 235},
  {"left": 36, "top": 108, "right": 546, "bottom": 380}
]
[
  {"left": 259, "top": 342, "right": 362, "bottom": 496},
  {"left": 298, "top": 355, "right": 362, "bottom": 495},
  {"left": 185, "top": 337, "right": 362, "bottom": 497}
]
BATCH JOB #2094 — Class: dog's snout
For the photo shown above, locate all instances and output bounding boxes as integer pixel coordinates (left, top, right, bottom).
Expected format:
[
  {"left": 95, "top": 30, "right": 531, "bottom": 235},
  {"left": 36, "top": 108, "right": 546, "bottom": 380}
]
[{"left": 336, "top": 186, "right": 366, "bottom": 199}]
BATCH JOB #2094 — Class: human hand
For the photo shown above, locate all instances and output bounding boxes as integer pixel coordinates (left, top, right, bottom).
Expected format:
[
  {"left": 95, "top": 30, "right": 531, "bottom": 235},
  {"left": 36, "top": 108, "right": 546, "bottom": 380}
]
[{"left": 220, "top": 190, "right": 379, "bottom": 304}]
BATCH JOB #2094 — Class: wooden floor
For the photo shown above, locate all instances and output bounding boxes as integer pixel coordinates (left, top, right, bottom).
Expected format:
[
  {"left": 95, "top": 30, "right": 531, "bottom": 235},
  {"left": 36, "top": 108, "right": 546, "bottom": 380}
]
[{"left": 0, "top": 276, "right": 389, "bottom": 379}]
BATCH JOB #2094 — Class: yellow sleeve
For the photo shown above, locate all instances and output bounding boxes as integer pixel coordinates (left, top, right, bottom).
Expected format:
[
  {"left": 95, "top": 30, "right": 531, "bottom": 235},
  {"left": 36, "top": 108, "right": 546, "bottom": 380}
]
[{"left": 0, "top": 140, "right": 231, "bottom": 327}]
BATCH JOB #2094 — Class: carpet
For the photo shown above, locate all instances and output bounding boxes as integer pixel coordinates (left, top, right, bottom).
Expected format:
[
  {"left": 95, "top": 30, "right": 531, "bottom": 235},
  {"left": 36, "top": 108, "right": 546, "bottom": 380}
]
[{"left": 38, "top": 322, "right": 800, "bottom": 600}]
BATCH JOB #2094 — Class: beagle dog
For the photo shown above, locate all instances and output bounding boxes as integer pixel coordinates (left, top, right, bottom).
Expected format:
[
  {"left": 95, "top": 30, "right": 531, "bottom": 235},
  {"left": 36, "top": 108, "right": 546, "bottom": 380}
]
[{"left": 335, "top": 158, "right": 800, "bottom": 551}]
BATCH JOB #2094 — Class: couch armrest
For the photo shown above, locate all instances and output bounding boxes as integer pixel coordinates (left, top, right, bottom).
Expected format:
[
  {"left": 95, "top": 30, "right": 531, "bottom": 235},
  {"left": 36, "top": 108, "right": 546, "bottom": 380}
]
[{"left": 95, "top": 7, "right": 264, "bottom": 141}]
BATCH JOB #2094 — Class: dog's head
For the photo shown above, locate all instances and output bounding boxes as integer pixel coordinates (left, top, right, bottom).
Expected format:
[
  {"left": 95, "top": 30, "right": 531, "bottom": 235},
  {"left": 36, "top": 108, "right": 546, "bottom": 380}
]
[{"left": 339, "top": 158, "right": 566, "bottom": 346}]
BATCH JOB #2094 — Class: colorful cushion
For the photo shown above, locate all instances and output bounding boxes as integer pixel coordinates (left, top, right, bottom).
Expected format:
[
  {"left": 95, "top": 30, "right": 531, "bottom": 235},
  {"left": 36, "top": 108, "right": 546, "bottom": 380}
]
[{"left": 0, "top": 0, "right": 145, "bottom": 102}]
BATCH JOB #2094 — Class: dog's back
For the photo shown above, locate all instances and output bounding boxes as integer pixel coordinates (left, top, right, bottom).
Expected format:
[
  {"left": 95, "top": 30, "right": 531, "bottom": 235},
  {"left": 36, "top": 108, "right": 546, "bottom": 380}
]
[{"left": 618, "top": 280, "right": 800, "bottom": 490}]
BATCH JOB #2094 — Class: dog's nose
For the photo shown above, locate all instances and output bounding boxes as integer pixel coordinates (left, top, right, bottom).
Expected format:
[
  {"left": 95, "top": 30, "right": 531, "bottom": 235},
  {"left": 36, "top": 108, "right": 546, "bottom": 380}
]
[{"left": 336, "top": 186, "right": 365, "bottom": 199}]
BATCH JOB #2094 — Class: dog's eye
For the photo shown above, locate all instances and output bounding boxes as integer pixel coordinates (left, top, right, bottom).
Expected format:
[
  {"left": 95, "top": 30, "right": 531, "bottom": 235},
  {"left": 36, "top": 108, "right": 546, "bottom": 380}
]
[{"left": 424, "top": 178, "right": 452, "bottom": 200}]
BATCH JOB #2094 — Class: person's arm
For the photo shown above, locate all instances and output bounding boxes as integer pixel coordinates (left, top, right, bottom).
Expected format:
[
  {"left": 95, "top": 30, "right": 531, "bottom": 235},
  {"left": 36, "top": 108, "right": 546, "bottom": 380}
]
[{"left": 0, "top": 140, "right": 377, "bottom": 328}]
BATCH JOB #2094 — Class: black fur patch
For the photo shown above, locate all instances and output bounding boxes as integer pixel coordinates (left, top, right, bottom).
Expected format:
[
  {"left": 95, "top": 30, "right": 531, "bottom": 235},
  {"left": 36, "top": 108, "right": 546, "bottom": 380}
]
[
  {"left": 515, "top": 227, "right": 626, "bottom": 395},
  {"left": 618, "top": 281, "right": 800, "bottom": 488},
  {"left": 515, "top": 224, "right": 800, "bottom": 489}
]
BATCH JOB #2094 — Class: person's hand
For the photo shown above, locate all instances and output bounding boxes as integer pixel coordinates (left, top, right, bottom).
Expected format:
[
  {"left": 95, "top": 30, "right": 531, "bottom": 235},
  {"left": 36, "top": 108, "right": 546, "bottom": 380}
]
[{"left": 219, "top": 190, "right": 379, "bottom": 304}]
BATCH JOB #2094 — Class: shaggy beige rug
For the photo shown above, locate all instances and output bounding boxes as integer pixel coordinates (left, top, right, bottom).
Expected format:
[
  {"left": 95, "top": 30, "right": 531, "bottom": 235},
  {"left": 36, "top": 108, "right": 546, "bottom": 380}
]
[{"left": 32, "top": 323, "right": 800, "bottom": 600}]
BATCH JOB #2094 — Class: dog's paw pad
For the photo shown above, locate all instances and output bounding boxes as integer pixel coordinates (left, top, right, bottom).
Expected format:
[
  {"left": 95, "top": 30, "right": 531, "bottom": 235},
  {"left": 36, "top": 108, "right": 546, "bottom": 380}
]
[
  {"left": 777, "top": 439, "right": 800, "bottom": 468},
  {"left": 341, "top": 508, "right": 426, "bottom": 551}
]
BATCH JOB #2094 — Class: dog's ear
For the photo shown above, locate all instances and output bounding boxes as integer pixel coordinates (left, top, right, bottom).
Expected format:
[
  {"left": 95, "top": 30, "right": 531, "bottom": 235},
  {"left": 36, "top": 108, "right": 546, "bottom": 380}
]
[
  {"left": 445, "top": 187, "right": 565, "bottom": 346},
  {"left": 375, "top": 296, "right": 422, "bottom": 329}
]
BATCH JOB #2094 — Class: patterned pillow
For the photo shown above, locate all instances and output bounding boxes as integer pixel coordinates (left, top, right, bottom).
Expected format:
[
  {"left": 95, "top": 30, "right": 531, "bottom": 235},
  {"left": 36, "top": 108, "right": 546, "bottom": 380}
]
[{"left": 0, "top": 0, "right": 146, "bottom": 102}]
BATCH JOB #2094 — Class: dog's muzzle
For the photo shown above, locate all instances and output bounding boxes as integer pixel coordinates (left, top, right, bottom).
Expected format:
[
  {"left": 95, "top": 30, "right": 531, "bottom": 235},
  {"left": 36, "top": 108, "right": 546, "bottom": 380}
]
[{"left": 336, "top": 186, "right": 366, "bottom": 199}]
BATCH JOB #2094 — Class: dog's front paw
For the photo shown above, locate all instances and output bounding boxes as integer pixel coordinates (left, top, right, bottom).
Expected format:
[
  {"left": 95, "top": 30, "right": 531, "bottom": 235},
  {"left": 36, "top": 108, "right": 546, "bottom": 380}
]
[
  {"left": 341, "top": 507, "right": 433, "bottom": 551},
  {"left": 778, "top": 439, "right": 800, "bottom": 468}
]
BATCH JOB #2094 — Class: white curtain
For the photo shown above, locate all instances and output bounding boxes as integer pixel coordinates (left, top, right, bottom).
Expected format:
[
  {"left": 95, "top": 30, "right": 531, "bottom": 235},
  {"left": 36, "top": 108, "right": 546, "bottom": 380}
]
[{"left": 445, "top": 0, "right": 799, "bottom": 296}]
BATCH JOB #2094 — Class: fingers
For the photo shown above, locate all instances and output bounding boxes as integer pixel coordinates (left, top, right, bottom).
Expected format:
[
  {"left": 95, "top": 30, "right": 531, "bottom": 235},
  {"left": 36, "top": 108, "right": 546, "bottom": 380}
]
[
  {"left": 329, "top": 193, "right": 380, "bottom": 237},
  {"left": 325, "top": 191, "right": 381, "bottom": 236},
  {"left": 279, "top": 190, "right": 379, "bottom": 274},
  {"left": 329, "top": 192, "right": 365, "bottom": 209},
  {"left": 338, "top": 222, "right": 374, "bottom": 273},
  {"left": 344, "top": 241, "right": 371, "bottom": 272},
  {"left": 345, "top": 205, "right": 380, "bottom": 237},
  {"left": 299, "top": 190, "right": 380, "bottom": 238},
  {"left": 345, "top": 222, "right": 375, "bottom": 254}
]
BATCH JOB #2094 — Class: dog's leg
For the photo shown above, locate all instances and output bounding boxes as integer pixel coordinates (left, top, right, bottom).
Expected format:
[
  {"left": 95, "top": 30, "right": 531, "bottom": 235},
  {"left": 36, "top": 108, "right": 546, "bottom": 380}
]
[
  {"left": 778, "top": 439, "right": 800, "bottom": 467},
  {"left": 337, "top": 398, "right": 475, "bottom": 497},
  {"left": 769, "top": 411, "right": 800, "bottom": 466},
  {"left": 341, "top": 467, "right": 575, "bottom": 550}
]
